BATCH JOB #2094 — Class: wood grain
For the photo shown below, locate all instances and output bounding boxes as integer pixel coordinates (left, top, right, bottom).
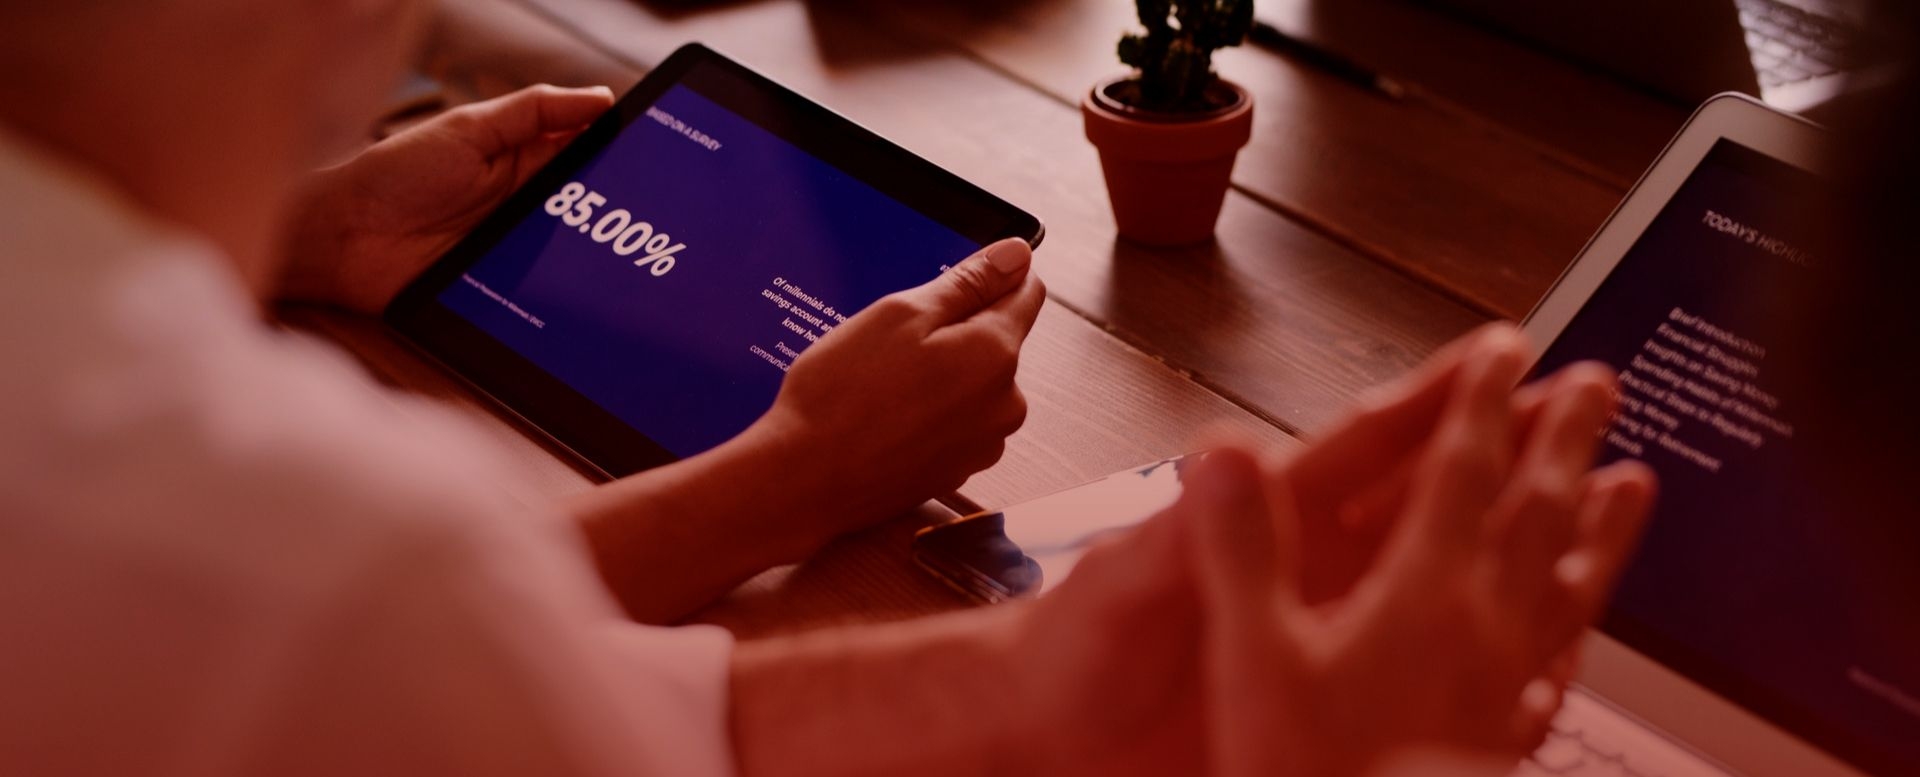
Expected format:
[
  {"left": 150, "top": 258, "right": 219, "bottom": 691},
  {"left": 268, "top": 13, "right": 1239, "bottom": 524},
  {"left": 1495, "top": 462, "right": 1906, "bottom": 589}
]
[
  {"left": 1253, "top": 0, "right": 1685, "bottom": 188},
  {"left": 424, "top": 0, "right": 1314, "bottom": 496},
  {"left": 287, "top": 0, "right": 1331, "bottom": 632},
  {"left": 510, "top": 0, "right": 1488, "bottom": 438},
  {"left": 282, "top": 289, "right": 1293, "bottom": 637},
  {"left": 856, "top": 0, "right": 1653, "bottom": 319}
]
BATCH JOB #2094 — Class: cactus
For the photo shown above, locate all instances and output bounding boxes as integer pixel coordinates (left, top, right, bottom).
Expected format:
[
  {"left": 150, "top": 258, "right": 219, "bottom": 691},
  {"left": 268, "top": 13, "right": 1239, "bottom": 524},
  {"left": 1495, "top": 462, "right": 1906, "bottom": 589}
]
[{"left": 1116, "top": 0, "right": 1254, "bottom": 112}]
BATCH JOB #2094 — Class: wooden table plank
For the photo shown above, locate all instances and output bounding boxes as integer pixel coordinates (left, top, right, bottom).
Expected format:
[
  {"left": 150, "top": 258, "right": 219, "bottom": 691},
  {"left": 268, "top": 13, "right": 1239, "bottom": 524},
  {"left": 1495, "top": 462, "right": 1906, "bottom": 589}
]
[
  {"left": 511, "top": 0, "right": 1487, "bottom": 439},
  {"left": 965, "top": 305, "right": 1303, "bottom": 508},
  {"left": 288, "top": 299, "right": 1295, "bottom": 637},
  {"left": 859, "top": 0, "right": 1643, "bottom": 319},
  {"left": 290, "top": 0, "right": 1324, "bottom": 633},
  {"left": 1254, "top": 0, "right": 1686, "bottom": 189},
  {"left": 428, "top": 0, "right": 1308, "bottom": 498}
]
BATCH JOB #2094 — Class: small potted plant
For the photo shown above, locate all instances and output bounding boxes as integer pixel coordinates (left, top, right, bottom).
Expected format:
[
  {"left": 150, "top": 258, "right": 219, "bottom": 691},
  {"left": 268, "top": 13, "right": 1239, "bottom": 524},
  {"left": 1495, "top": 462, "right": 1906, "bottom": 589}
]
[{"left": 1084, "top": 0, "right": 1255, "bottom": 246}]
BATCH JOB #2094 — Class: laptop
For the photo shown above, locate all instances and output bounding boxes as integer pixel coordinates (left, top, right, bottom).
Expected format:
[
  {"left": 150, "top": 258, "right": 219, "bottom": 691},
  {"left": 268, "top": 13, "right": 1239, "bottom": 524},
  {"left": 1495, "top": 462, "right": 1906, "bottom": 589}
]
[
  {"left": 916, "top": 93, "right": 1914, "bottom": 776},
  {"left": 1411, "top": 0, "right": 1887, "bottom": 111},
  {"left": 1518, "top": 93, "right": 1912, "bottom": 777}
]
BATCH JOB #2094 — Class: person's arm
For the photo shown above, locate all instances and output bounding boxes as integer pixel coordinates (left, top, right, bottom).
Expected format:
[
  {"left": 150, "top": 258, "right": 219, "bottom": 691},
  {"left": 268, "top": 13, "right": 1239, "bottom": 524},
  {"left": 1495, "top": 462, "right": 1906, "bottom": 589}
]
[
  {"left": 237, "top": 488, "right": 738, "bottom": 777},
  {"left": 728, "top": 516, "right": 1207, "bottom": 777},
  {"left": 558, "top": 420, "right": 827, "bottom": 624},
  {"left": 725, "top": 326, "right": 1656, "bottom": 777},
  {"left": 278, "top": 87, "right": 1046, "bottom": 622},
  {"left": 574, "top": 240, "right": 1044, "bottom": 623},
  {"left": 729, "top": 606, "right": 1058, "bottom": 777}
]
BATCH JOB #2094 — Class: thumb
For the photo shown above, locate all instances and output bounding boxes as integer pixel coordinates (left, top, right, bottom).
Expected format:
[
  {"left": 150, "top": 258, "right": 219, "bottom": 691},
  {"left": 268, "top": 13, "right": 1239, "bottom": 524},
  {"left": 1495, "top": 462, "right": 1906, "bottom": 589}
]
[
  {"left": 1184, "top": 448, "right": 1296, "bottom": 622},
  {"left": 451, "top": 84, "right": 617, "bottom": 157},
  {"left": 903, "top": 238, "right": 1033, "bottom": 323}
]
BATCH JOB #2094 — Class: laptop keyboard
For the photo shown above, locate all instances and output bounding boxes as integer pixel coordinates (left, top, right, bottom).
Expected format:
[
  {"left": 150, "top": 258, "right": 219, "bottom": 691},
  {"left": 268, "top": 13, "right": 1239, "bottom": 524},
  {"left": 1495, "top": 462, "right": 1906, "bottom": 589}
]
[
  {"left": 1733, "top": 0, "right": 1862, "bottom": 88},
  {"left": 1514, "top": 688, "right": 1740, "bottom": 777}
]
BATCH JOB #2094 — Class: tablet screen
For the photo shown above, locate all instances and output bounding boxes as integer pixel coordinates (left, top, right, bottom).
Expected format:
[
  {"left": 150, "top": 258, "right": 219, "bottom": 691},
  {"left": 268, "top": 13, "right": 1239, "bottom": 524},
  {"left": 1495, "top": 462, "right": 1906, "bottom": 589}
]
[
  {"left": 1531, "top": 139, "right": 1917, "bottom": 775},
  {"left": 432, "top": 80, "right": 983, "bottom": 458}
]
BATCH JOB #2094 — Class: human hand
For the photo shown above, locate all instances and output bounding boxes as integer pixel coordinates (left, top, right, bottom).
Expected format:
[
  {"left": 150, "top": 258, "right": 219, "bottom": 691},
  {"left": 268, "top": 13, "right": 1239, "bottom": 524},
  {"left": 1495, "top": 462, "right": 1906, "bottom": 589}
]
[
  {"left": 746, "top": 238, "right": 1045, "bottom": 543},
  {"left": 1008, "top": 326, "right": 1655, "bottom": 777},
  {"left": 1281, "top": 333, "right": 1629, "bottom": 610},
  {"left": 1188, "top": 329, "right": 1656, "bottom": 777},
  {"left": 279, "top": 84, "right": 615, "bottom": 314},
  {"left": 1259, "top": 329, "right": 1622, "bottom": 744}
]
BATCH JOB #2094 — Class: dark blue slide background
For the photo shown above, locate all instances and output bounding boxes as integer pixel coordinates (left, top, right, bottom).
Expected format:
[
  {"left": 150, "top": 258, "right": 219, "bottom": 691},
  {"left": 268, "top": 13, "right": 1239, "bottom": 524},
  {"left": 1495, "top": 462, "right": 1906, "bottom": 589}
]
[
  {"left": 1533, "top": 140, "right": 1917, "bottom": 771},
  {"left": 439, "top": 84, "right": 981, "bottom": 456}
]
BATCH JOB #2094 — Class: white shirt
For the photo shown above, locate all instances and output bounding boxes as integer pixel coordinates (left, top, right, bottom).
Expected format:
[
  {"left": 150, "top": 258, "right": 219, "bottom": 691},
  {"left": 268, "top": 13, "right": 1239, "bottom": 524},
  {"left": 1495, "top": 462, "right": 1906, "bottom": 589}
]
[{"left": 0, "top": 130, "right": 735, "bottom": 777}]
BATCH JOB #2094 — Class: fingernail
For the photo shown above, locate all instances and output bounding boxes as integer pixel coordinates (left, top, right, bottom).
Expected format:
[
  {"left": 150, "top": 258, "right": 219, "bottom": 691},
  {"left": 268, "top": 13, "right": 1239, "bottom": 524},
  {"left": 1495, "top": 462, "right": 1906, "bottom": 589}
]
[
  {"left": 982, "top": 239, "right": 1031, "bottom": 275},
  {"left": 1487, "top": 328, "right": 1535, "bottom": 376},
  {"left": 1195, "top": 449, "right": 1258, "bottom": 503},
  {"left": 1480, "top": 323, "right": 1525, "bottom": 353},
  {"left": 1472, "top": 321, "right": 1516, "bottom": 346},
  {"left": 1578, "top": 361, "right": 1622, "bottom": 393},
  {"left": 1576, "top": 375, "right": 1617, "bottom": 422},
  {"left": 588, "top": 85, "right": 616, "bottom": 101}
]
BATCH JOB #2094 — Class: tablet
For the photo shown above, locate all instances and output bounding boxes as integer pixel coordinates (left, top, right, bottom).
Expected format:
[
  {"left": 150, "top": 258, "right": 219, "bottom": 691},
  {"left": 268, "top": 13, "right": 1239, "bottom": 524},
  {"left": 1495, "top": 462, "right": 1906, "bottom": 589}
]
[
  {"left": 387, "top": 44, "right": 1045, "bottom": 478},
  {"left": 911, "top": 454, "right": 1195, "bottom": 603},
  {"left": 1522, "top": 95, "right": 1915, "bottom": 777}
]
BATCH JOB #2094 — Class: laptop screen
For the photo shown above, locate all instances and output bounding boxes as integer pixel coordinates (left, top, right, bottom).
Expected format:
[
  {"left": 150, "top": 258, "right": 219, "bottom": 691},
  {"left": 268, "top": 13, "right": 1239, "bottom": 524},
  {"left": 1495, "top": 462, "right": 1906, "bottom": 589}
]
[{"left": 1531, "top": 139, "right": 1918, "bottom": 775}]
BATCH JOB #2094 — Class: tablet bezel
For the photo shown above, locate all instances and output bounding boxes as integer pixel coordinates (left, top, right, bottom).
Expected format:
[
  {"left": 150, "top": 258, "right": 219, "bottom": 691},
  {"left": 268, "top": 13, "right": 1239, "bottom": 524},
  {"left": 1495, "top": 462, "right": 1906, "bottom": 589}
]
[
  {"left": 1523, "top": 94, "right": 1871, "bottom": 777},
  {"left": 385, "top": 43, "right": 1045, "bottom": 479},
  {"left": 1520, "top": 94, "right": 1825, "bottom": 347}
]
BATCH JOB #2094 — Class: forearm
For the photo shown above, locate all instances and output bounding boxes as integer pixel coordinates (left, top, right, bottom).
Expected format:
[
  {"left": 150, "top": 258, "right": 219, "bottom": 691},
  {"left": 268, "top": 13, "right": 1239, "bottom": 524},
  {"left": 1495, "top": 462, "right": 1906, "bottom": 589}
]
[
  {"left": 729, "top": 605, "right": 1051, "bottom": 777},
  {"left": 566, "top": 418, "right": 850, "bottom": 624}
]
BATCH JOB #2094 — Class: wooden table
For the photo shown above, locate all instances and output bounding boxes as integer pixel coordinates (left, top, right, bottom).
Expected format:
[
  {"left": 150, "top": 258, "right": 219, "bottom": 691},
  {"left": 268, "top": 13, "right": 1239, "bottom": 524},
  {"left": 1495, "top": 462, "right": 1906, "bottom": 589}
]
[{"left": 297, "top": 0, "right": 1686, "bottom": 638}]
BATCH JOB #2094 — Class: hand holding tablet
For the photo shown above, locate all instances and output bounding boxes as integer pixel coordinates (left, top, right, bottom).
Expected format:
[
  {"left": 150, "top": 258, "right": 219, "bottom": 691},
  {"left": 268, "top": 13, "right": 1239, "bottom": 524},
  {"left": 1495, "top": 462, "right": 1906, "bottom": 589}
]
[
  {"left": 385, "top": 45, "right": 1045, "bottom": 478},
  {"left": 284, "top": 85, "right": 619, "bottom": 316},
  {"left": 762, "top": 237, "right": 1043, "bottom": 525}
]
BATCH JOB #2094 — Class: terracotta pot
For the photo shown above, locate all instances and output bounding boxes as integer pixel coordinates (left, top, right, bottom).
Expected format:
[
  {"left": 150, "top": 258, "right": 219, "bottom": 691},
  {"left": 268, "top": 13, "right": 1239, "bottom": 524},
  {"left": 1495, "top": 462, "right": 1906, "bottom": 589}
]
[{"left": 1083, "top": 77, "right": 1254, "bottom": 246}]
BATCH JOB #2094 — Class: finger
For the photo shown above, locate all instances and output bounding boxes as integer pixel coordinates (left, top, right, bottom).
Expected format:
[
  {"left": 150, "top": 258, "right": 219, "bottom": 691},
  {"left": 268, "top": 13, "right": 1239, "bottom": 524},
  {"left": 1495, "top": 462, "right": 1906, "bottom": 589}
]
[
  {"left": 1288, "top": 323, "right": 1521, "bottom": 511},
  {"left": 998, "top": 386, "right": 1030, "bottom": 436},
  {"left": 1287, "top": 456, "right": 1412, "bottom": 605},
  {"left": 1490, "top": 364, "right": 1618, "bottom": 602},
  {"left": 1527, "top": 363, "right": 1615, "bottom": 475},
  {"left": 1187, "top": 448, "right": 1302, "bottom": 777},
  {"left": 1555, "top": 461, "right": 1657, "bottom": 627},
  {"left": 1192, "top": 425, "right": 1385, "bottom": 607},
  {"left": 503, "top": 127, "right": 591, "bottom": 192},
  {"left": 963, "top": 272, "right": 1047, "bottom": 347},
  {"left": 1511, "top": 676, "right": 1568, "bottom": 750},
  {"left": 1335, "top": 350, "right": 1555, "bottom": 536},
  {"left": 1191, "top": 425, "right": 1297, "bottom": 553},
  {"left": 1335, "top": 453, "right": 1414, "bottom": 532},
  {"left": 1546, "top": 640, "right": 1583, "bottom": 688},
  {"left": 1511, "top": 642, "right": 1582, "bottom": 749},
  {"left": 1508, "top": 369, "right": 1565, "bottom": 454},
  {"left": 449, "top": 84, "right": 616, "bottom": 158},
  {"left": 1391, "top": 327, "right": 1531, "bottom": 563},
  {"left": 898, "top": 238, "right": 1033, "bottom": 326},
  {"left": 1185, "top": 447, "right": 1299, "bottom": 623}
]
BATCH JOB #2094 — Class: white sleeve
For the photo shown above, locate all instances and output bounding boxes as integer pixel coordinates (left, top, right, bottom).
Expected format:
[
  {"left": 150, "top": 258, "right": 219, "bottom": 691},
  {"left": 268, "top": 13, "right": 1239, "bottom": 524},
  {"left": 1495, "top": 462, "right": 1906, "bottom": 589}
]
[
  {"left": 233, "top": 513, "right": 738, "bottom": 777},
  {"left": 0, "top": 159, "right": 738, "bottom": 777}
]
